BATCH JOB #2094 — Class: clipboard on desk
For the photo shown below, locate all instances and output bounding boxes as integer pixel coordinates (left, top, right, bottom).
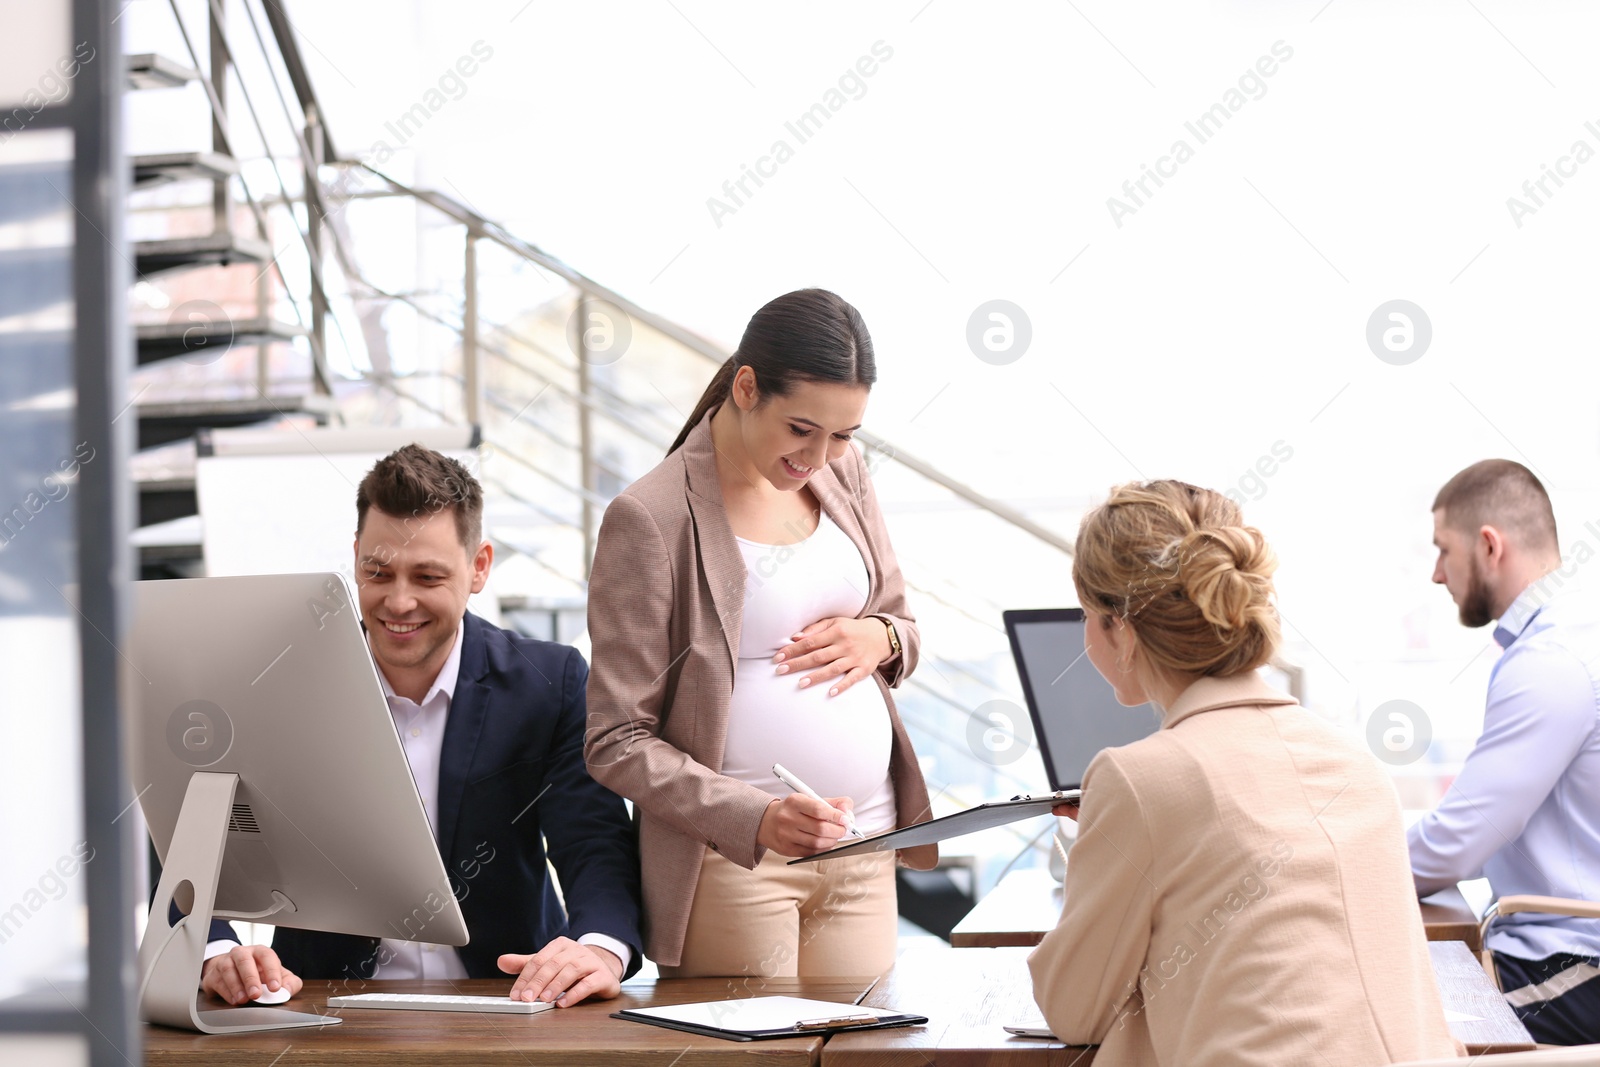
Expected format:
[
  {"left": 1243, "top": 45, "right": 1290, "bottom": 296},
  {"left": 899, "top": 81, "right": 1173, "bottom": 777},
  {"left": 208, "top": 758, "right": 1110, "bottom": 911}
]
[
  {"left": 612, "top": 995, "right": 925, "bottom": 1041},
  {"left": 787, "top": 791, "right": 1081, "bottom": 864}
]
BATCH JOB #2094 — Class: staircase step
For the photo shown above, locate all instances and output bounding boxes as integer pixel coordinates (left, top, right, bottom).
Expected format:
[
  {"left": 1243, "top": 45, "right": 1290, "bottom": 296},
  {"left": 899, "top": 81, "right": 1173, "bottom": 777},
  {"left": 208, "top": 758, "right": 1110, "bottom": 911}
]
[
  {"left": 126, "top": 53, "right": 198, "bottom": 90},
  {"left": 134, "top": 515, "right": 205, "bottom": 579},
  {"left": 133, "top": 151, "right": 240, "bottom": 190},
  {"left": 139, "top": 478, "right": 199, "bottom": 526},
  {"left": 137, "top": 394, "right": 335, "bottom": 450},
  {"left": 136, "top": 316, "right": 306, "bottom": 366},
  {"left": 135, "top": 233, "right": 273, "bottom": 277}
]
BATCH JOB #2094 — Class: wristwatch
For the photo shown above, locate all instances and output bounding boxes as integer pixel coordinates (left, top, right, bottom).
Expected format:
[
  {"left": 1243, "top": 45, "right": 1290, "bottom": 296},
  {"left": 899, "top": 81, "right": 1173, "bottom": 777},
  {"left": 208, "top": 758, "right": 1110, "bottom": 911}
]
[{"left": 880, "top": 617, "right": 901, "bottom": 659}]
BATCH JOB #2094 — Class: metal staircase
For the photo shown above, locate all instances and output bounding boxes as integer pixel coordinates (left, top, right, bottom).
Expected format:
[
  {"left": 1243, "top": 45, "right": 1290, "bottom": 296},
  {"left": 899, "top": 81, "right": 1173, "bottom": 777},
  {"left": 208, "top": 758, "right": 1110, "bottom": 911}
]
[{"left": 121, "top": 0, "right": 1086, "bottom": 901}]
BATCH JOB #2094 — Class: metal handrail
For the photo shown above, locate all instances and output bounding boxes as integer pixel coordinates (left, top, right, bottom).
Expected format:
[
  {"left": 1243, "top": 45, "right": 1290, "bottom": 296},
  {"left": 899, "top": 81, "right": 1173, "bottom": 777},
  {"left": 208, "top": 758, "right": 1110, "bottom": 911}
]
[
  {"left": 345, "top": 164, "right": 1078, "bottom": 557},
  {"left": 163, "top": 0, "right": 338, "bottom": 399},
  {"left": 232, "top": 2, "right": 1323, "bottom": 883},
  {"left": 250, "top": 0, "right": 1075, "bottom": 557}
]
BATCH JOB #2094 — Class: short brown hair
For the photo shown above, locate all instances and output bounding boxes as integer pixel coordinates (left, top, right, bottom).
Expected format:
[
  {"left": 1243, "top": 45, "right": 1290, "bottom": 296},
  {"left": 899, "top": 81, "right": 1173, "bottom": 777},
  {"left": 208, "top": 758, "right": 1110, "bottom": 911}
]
[
  {"left": 1073, "top": 480, "right": 1280, "bottom": 679},
  {"left": 356, "top": 444, "right": 484, "bottom": 552},
  {"left": 1432, "top": 459, "right": 1556, "bottom": 552}
]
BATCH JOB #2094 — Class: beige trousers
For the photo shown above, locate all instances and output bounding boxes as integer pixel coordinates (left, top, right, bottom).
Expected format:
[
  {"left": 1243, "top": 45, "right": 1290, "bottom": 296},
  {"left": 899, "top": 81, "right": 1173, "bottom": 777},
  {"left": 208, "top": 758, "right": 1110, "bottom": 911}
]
[{"left": 659, "top": 846, "right": 899, "bottom": 979}]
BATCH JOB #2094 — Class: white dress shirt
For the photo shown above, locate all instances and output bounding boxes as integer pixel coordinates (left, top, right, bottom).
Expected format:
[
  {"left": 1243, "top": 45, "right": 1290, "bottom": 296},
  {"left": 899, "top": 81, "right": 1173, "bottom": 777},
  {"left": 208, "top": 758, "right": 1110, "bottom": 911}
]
[
  {"left": 207, "top": 622, "right": 631, "bottom": 977},
  {"left": 1408, "top": 583, "right": 1600, "bottom": 960},
  {"left": 373, "top": 625, "right": 468, "bottom": 979}
]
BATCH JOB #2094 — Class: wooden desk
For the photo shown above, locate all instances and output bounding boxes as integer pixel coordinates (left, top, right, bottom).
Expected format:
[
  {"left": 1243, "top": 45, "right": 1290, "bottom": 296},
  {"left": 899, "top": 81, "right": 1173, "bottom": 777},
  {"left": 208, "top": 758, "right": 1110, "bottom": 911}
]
[
  {"left": 1428, "top": 940, "right": 1534, "bottom": 1054},
  {"left": 954, "top": 869, "right": 1485, "bottom": 952},
  {"left": 826, "top": 945, "right": 1095, "bottom": 1066},
  {"left": 950, "top": 868, "right": 1061, "bottom": 948},
  {"left": 824, "top": 943, "right": 1533, "bottom": 1065},
  {"left": 144, "top": 975, "right": 878, "bottom": 1066},
  {"left": 1419, "top": 886, "right": 1483, "bottom": 952}
]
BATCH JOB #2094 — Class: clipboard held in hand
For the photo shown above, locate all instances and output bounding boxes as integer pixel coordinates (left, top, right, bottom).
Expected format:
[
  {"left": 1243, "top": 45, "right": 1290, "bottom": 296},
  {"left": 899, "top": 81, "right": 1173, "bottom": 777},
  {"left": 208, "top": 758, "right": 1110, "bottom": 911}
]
[{"left": 787, "top": 791, "right": 1081, "bottom": 864}]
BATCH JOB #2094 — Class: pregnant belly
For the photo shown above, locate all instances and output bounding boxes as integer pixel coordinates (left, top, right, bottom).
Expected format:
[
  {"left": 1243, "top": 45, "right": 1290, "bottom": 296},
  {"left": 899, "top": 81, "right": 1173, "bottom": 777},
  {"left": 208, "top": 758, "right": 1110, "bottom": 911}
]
[{"left": 721, "top": 659, "right": 897, "bottom": 836}]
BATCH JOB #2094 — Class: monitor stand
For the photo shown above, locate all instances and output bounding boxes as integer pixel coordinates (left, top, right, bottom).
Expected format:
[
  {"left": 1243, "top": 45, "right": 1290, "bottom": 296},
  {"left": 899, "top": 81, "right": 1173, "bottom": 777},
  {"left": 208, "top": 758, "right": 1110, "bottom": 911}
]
[{"left": 138, "top": 771, "right": 341, "bottom": 1033}]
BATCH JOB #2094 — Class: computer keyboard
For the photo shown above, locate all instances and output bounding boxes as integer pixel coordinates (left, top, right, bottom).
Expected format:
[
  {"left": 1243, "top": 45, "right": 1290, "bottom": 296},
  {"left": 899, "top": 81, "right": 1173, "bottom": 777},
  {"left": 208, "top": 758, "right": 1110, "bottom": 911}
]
[{"left": 326, "top": 992, "right": 555, "bottom": 1014}]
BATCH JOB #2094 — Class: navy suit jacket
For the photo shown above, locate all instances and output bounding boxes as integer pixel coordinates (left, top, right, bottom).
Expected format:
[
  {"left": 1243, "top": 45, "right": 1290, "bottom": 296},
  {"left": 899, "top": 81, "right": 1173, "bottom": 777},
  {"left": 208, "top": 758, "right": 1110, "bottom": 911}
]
[{"left": 206, "top": 611, "right": 642, "bottom": 980}]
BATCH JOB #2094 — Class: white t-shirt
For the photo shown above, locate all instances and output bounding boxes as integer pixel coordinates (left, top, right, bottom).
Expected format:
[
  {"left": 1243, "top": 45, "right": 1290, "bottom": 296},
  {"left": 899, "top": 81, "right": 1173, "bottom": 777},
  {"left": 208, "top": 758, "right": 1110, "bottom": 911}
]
[{"left": 719, "top": 511, "right": 897, "bottom": 835}]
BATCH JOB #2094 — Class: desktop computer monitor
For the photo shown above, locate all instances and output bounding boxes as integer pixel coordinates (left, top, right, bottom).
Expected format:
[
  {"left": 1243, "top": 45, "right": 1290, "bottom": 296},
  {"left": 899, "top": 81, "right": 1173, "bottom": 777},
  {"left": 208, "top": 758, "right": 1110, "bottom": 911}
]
[
  {"left": 1003, "top": 608, "right": 1161, "bottom": 791},
  {"left": 127, "top": 572, "right": 468, "bottom": 1034}
]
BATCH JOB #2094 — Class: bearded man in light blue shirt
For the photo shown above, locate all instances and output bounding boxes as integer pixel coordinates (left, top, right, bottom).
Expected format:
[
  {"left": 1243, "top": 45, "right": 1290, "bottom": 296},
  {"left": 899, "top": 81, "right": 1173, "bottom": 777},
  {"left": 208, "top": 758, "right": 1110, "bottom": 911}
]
[{"left": 1410, "top": 458, "right": 1600, "bottom": 1046}]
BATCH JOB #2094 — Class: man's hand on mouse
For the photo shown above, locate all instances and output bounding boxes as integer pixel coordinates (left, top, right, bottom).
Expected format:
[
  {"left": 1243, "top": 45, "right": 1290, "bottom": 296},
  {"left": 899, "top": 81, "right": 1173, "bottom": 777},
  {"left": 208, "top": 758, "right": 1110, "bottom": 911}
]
[{"left": 201, "top": 944, "right": 303, "bottom": 1005}]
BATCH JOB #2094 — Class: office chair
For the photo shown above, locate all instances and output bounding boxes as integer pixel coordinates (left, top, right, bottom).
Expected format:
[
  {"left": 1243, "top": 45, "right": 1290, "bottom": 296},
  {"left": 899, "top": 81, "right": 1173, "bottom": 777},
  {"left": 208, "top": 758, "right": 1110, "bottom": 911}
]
[{"left": 1477, "top": 895, "right": 1600, "bottom": 990}]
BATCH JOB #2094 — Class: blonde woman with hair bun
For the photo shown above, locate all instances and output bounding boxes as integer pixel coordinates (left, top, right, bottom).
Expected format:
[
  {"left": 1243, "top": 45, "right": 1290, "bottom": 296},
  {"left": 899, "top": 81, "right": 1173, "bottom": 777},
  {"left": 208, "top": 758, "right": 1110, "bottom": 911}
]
[{"left": 1028, "top": 480, "right": 1462, "bottom": 1066}]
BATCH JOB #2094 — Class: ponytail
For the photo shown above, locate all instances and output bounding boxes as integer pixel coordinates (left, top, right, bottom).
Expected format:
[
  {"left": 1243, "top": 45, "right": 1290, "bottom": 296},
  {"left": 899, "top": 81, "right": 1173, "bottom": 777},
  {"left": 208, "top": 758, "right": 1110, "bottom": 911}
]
[
  {"left": 669, "top": 356, "right": 739, "bottom": 454},
  {"left": 666, "top": 289, "right": 877, "bottom": 456}
]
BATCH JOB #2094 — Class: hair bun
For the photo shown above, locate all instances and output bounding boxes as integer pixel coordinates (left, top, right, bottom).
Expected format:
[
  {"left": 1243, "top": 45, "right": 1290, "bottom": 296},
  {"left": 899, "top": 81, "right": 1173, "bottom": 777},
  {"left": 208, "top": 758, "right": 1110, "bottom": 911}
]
[
  {"left": 1173, "top": 526, "right": 1277, "bottom": 632},
  {"left": 1072, "top": 480, "right": 1282, "bottom": 678}
]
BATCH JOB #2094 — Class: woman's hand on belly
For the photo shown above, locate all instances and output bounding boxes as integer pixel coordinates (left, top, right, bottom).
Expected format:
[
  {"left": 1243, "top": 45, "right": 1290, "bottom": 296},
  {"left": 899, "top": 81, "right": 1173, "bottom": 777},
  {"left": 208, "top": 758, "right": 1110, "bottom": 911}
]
[
  {"left": 773, "top": 617, "right": 892, "bottom": 697},
  {"left": 757, "top": 793, "right": 855, "bottom": 857}
]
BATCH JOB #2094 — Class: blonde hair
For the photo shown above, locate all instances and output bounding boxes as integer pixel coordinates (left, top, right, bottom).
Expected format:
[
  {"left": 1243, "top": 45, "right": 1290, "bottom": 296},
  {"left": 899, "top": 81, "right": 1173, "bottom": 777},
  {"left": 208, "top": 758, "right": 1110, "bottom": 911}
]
[{"left": 1072, "top": 480, "right": 1280, "bottom": 679}]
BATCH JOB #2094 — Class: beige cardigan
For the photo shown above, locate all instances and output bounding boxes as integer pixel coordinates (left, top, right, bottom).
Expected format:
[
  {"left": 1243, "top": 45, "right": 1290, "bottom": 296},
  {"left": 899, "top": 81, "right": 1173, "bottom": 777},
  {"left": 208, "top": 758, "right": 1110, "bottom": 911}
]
[
  {"left": 584, "top": 408, "right": 937, "bottom": 967},
  {"left": 1029, "top": 672, "right": 1463, "bottom": 1066}
]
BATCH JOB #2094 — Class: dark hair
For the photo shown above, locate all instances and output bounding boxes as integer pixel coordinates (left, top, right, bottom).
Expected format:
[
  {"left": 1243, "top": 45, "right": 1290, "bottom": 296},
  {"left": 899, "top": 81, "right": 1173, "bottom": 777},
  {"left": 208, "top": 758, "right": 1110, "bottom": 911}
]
[
  {"left": 668, "top": 288, "right": 876, "bottom": 453},
  {"left": 356, "top": 444, "right": 484, "bottom": 552},
  {"left": 1432, "top": 459, "right": 1557, "bottom": 552}
]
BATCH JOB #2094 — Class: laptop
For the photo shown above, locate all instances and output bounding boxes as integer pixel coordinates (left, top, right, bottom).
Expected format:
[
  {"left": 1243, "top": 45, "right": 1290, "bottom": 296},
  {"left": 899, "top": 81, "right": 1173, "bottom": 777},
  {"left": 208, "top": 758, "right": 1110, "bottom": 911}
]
[{"left": 1002, "top": 608, "right": 1162, "bottom": 791}]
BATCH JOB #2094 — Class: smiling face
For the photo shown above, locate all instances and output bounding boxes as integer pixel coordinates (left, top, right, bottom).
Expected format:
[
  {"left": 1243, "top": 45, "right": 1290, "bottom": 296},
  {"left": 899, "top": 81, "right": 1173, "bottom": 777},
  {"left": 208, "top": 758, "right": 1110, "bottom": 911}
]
[
  {"left": 354, "top": 504, "right": 491, "bottom": 697},
  {"left": 1431, "top": 509, "right": 1494, "bottom": 628},
  {"left": 727, "top": 368, "right": 870, "bottom": 491}
]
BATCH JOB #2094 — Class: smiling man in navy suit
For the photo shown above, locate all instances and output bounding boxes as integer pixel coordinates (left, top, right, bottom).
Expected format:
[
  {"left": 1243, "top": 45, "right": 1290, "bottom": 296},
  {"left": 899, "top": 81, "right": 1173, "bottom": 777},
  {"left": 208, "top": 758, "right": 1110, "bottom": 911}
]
[{"left": 198, "top": 444, "right": 642, "bottom": 1007}]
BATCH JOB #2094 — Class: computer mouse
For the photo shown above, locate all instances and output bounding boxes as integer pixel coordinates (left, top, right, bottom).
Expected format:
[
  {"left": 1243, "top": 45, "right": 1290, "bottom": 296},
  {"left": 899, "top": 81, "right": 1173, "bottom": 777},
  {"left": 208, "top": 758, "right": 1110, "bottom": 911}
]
[{"left": 251, "top": 986, "right": 293, "bottom": 1005}]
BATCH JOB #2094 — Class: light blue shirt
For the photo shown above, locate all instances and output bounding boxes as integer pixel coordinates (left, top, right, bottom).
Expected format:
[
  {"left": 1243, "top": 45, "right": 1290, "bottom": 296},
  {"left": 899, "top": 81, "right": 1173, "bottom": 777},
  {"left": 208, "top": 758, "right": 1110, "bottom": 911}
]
[{"left": 1408, "top": 583, "right": 1600, "bottom": 960}]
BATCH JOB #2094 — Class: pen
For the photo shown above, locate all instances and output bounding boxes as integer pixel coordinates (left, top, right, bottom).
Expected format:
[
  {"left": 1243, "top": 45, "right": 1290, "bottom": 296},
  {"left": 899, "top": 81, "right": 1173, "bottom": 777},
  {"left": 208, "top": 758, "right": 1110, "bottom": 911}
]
[
  {"left": 795, "top": 1014, "right": 879, "bottom": 1029},
  {"left": 772, "top": 763, "right": 865, "bottom": 839}
]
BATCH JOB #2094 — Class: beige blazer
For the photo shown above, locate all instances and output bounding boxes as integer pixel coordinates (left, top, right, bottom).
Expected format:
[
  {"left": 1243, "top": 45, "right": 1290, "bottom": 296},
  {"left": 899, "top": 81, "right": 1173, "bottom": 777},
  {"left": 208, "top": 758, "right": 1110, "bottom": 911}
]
[
  {"left": 1029, "top": 672, "right": 1464, "bottom": 1067},
  {"left": 584, "top": 408, "right": 937, "bottom": 967}
]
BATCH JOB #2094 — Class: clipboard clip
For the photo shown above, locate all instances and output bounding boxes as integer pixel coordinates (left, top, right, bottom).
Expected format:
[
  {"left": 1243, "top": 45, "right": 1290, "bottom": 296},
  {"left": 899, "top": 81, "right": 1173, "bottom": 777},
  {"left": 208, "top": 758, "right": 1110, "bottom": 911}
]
[{"left": 793, "top": 1014, "right": 879, "bottom": 1029}]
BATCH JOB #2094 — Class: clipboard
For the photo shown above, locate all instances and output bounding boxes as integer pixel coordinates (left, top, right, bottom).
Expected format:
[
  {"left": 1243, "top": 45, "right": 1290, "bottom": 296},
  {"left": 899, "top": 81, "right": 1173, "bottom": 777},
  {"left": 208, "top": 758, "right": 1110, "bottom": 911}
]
[
  {"left": 612, "top": 995, "right": 925, "bottom": 1041},
  {"left": 787, "top": 791, "right": 1080, "bottom": 864}
]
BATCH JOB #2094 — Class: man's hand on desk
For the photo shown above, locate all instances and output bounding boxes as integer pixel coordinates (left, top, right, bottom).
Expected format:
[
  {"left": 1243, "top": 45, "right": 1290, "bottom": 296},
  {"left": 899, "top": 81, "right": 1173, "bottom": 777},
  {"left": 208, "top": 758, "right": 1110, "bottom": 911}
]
[
  {"left": 499, "top": 937, "right": 623, "bottom": 1006},
  {"left": 201, "top": 944, "right": 303, "bottom": 1005}
]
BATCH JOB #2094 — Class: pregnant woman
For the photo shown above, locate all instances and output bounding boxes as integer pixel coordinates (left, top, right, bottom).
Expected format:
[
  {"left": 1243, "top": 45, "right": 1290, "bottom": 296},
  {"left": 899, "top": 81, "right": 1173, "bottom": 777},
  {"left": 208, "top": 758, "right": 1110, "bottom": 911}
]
[{"left": 584, "top": 288, "right": 935, "bottom": 978}]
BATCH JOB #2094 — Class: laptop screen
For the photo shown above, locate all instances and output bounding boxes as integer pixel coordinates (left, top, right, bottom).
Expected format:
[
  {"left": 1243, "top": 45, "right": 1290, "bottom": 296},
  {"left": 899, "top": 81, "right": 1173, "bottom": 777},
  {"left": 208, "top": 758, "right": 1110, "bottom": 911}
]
[{"left": 1004, "top": 608, "right": 1161, "bottom": 791}]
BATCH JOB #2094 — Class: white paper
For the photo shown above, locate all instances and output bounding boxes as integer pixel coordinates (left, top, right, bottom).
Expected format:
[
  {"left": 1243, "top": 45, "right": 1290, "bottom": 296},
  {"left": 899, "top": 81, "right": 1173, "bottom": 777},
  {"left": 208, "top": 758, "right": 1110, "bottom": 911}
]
[{"left": 626, "top": 995, "right": 902, "bottom": 1033}]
